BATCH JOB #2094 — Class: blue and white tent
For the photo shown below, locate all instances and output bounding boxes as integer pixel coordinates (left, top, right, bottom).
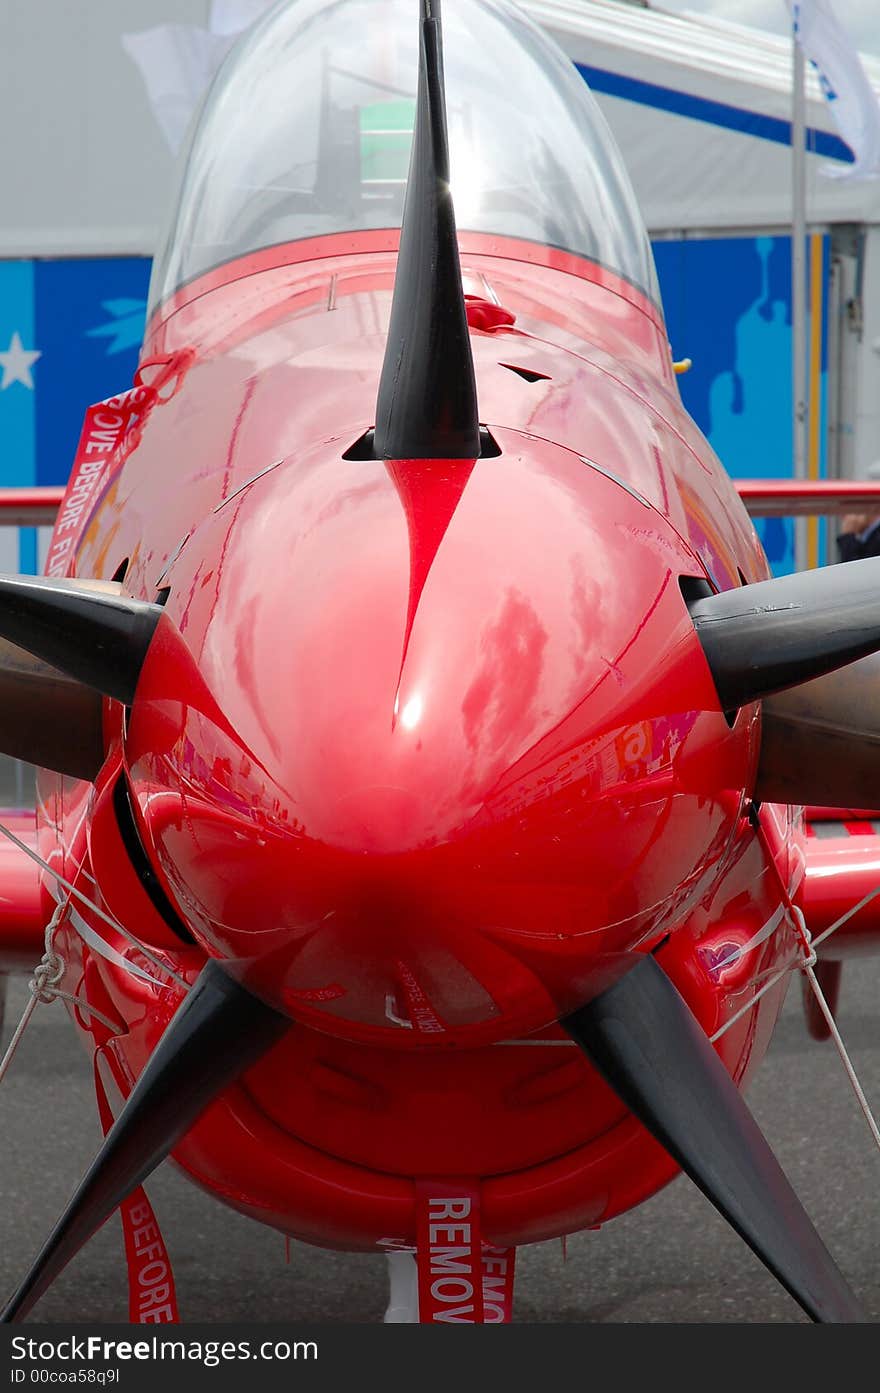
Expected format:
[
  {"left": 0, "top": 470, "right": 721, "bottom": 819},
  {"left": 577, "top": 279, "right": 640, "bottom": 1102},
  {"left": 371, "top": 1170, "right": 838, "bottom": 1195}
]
[
  {"left": 524, "top": 0, "right": 880, "bottom": 231},
  {"left": 521, "top": 1, "right": 880, "bottom": 570}
]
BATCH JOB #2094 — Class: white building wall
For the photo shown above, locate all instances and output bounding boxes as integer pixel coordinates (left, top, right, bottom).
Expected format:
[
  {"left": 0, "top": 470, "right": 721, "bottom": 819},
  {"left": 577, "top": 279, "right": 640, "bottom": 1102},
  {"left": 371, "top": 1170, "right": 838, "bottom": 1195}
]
[
  {"left": 0, "top": 0, "right": 207, "bottom": 257},
  {"left": 853, "top": 227, "right": 880, "bottom": 474}
]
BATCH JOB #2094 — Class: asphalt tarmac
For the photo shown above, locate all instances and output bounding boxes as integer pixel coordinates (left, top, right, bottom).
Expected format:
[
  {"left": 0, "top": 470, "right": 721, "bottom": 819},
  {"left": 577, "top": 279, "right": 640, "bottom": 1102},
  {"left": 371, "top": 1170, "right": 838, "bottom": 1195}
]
[{"left": 1, "top": 942, "right": 878, "bottom": 1326}]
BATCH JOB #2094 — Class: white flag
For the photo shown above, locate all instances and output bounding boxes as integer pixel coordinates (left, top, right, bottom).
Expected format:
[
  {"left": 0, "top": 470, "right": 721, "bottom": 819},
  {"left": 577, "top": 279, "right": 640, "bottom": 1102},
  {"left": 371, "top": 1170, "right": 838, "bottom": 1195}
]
[
  {"left": 786, "top": 0, "right": 880, "bottom": 180},
  {"left": 122, "top": 26, "right": 235, "bottom": 154},
  {"left": 123, "top": 2, "right": 276, "bottom": 154},
  {"left": 209, "top": 1, "right": 278, "bottom": 38}
]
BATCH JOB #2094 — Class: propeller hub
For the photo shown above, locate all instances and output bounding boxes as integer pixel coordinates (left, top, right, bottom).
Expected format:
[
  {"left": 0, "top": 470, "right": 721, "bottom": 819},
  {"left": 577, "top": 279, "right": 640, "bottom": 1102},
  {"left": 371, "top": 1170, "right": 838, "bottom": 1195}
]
[{"left": 124, "top": 440, "right": 752, "bottom": 1046}]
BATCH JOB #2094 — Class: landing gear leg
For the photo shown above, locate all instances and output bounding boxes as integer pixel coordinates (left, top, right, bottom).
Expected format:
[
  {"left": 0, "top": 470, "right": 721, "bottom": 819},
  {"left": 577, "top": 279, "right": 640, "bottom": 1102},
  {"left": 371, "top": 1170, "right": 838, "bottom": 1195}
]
[
  {"left": 802, "top": 959, "right": 843, "bottom": 1041},
  {"left": 383, "top": 1251, "right": 419, "bottom": 1323}
]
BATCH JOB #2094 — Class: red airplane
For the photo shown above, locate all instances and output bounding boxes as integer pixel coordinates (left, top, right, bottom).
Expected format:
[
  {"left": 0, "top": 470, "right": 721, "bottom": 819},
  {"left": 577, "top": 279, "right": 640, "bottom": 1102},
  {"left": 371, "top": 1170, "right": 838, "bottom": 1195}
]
[{"left": 0, "top": 0, "right": 879, "bottom": 1325}]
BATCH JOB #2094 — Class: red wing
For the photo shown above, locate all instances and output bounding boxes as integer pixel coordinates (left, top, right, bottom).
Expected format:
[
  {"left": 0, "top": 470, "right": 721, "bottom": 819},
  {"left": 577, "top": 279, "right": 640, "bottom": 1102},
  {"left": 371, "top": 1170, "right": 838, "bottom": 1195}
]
[
  {"left": 0, "top": 490, "right": 61, "bottom": 969},
  {"left": 0, "top": 489, "right": 62, "bottom": 526},
  {"left": 737, "top": 480, "right": 880, "bottom": 517},
  {"left": 802, "top": 807, "right": 880, "bottom": 950},
  {"left": 0, "top": 808, "right": 45, "bottom": 969}
]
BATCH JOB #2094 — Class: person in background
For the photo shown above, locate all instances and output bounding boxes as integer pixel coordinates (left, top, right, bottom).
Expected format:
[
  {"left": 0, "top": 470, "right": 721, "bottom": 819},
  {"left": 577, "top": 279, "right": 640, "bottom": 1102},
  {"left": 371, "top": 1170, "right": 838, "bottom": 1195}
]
[{"left": 837, "top": 461, "right": 880, "bottom": 561}]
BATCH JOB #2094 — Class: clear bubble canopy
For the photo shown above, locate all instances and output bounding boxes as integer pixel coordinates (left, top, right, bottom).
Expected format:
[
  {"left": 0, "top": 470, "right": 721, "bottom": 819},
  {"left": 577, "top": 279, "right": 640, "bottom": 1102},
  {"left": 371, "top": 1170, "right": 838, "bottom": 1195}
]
[{"left": 149, "top": 0, "right": 659, "bottom": 313}]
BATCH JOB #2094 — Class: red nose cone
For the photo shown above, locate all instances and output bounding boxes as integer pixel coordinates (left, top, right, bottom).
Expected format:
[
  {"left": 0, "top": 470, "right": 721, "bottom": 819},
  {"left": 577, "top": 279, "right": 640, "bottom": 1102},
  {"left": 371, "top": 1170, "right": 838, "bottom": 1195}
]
[{"left": 126, "top": 433, "right": 751, "bottom": 1046}]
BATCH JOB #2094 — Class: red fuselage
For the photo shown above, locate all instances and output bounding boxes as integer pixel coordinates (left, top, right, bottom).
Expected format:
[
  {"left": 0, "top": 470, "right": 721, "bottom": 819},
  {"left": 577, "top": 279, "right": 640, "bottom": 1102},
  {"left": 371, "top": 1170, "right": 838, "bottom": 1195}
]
[{"left": 40, "top": 231, "right": 803, "bottom": 1248}]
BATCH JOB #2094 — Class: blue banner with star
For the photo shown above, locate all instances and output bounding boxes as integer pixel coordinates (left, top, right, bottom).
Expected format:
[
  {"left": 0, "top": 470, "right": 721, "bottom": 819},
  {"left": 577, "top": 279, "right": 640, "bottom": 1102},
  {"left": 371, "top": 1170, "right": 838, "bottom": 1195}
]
[
  {"left": 0, "top": 256, "right": 150, "bottom": 569},
  {"left": 34, "top": 259, "right": 150, "bottom": 488},
  {"left": 0, "top": 261, "right": 39, "bottom": 569}
]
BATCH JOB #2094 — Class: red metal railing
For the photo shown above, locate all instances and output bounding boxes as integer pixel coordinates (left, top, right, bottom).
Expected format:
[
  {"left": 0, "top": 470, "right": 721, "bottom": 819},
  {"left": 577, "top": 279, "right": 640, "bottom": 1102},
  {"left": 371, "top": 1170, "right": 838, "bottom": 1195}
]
[
  {"left": 736, "top": 479, "right": 880, "bottom": 517},
  {"left": 0, "top": 488, "right": 65, "bottom": 525}
]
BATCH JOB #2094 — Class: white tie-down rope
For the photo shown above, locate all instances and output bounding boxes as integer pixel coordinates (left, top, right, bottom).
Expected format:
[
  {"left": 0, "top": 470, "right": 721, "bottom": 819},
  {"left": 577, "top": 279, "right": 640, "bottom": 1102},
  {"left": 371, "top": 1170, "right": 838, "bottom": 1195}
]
[
  {"left": 802, "top": 956, "right": 880, "bottom": 1154},
  {"left": 712, "top": 895, "right": 880, "bottom": 1160},
  {"left": 710, "top": 886, "right": 880, "bottom": 1043},
  {"left": 709, "top": 955, "right": 802, "bottom": 1043},
  {"left": 0, "top": 905, "right": 124, "bottom": 1088},
  {"left": 0, "top": 816, "right": 189, "bottom": 991},
  {"left": 811, "top": 883, "right": 880, "bottom": 952}
]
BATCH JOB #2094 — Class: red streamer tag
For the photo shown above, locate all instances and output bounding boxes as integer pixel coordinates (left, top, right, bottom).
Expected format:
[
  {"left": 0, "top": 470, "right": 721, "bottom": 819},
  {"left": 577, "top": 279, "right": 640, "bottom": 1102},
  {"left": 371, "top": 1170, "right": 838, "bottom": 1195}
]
[
  {"left": 416, "top": 1180, "right": 484, "bottom": 1322},
  {"left": 481, "top": 1243, "right": 516, "bottom": 1324},
  {"left": 93, "top": 1057, "right": 180, "bottom": 1324},
  {"left": 45, "top": 351, "right": 192, "bottom": 579}
]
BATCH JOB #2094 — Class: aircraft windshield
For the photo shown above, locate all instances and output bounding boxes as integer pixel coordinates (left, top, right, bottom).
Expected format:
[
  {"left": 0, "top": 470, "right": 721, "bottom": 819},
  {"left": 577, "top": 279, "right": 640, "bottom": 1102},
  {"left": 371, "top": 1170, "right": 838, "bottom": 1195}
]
[{"left": 148, "top": 0, "right": 660, "bottom": 314}]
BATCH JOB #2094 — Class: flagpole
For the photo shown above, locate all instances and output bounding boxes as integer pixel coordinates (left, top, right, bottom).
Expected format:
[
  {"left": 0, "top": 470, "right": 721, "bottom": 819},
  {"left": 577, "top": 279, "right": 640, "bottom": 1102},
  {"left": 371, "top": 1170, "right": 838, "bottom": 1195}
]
[{"left": 792, "top": 16, "right": 808, "bottom": 572}]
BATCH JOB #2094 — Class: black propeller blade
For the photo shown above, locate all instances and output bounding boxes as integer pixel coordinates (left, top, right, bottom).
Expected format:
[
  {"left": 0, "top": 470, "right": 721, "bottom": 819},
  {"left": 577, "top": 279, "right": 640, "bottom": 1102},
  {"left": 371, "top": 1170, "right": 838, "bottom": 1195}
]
[
  {"left": 756, "top": 650, "right": 880, "bottom": 806},
  {"left": 373, "top": 0, "right": 480, "bottom": 461},
  {"left": 1, "top": 961, "right": 288, "bottom": 1324},
  {"left": 685, "top": 556, "right": 880, "bottom": 711},
  {"left": 0, "top": 575, "right": 164, "bottom": 706},
  {"left": 562, "top": 954, "right": 866, "bottom": 1323},
  {"left": 0, "top": 640, "right": 103, "bottom": 780}
]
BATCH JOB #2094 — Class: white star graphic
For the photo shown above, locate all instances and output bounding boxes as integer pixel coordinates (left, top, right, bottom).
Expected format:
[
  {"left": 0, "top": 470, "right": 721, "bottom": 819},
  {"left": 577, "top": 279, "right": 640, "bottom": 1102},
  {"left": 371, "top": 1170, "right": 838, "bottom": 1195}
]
[{"left": 0, "top": 331, "right": 41, "bottom": 390}]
